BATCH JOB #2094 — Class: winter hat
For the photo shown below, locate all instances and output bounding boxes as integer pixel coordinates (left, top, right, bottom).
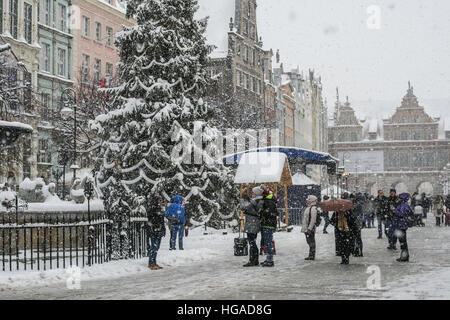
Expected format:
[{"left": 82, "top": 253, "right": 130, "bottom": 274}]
[
  {"left": 390, "top": 189, "right": 396, "bottom": 194},
  {"left": 307, "top": 195, "right": 318, "bottom": 204},
  {"left": 252, "top": 186, "right": 264, "bottom": 197}
]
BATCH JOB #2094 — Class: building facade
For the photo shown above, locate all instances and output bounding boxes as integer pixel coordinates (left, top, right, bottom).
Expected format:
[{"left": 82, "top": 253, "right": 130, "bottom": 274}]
[
  {"left": 328, "top": 83, "right": 450, "bottom": 196},
  {"left": 1, "top": 0, "right": 40, "bottom": 185},
  {"left": 204, "top": 0, "right": 275, "bottom": 134},
  {"left": 36, "top": 0, "right": 74, "bottom": 182}
]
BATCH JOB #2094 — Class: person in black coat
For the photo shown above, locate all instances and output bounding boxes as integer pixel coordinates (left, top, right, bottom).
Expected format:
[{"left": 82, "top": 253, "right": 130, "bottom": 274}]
[
  {"left": 331, "top": 209, "right": 356, "bottom": 264},
  {"left": 352, "top": 193, "right": 365, "bottom": 257},
  {"left": 147, "top": 198, "right": 166, "bottom": 270}
]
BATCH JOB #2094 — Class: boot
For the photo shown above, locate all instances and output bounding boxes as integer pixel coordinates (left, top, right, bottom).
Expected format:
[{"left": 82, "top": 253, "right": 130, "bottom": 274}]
[
  {"left": 243, "top": 247, "right": 259, "bottom": 267},
  {"left": 260, "top": 260, "right": 274, "bottom": 267},
  {"left": 340, "top": 257, "right": 349, "bottom": 265},
  {"left": 397, "top": 250, "right": 409, "bottom": 262}
]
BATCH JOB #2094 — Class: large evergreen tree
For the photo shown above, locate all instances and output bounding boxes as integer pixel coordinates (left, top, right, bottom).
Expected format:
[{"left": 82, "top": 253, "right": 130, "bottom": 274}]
[{"left": 92, "top": 0, "right": 237, "bottom": 257}]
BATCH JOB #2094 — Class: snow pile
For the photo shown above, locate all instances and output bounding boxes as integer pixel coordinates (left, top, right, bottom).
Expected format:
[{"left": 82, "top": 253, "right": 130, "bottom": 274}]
[
  {"left": 291, "top": 173, "right": 318, "bottom": 186},
  {"left": 383, "top": 267, "right": 450, "bottom": 299},
  {"left": 234, "top": 152, "right": 288, "bottom": 184},
  {"left": 27, "top": 199, "right": 104, "bottom": 212}
]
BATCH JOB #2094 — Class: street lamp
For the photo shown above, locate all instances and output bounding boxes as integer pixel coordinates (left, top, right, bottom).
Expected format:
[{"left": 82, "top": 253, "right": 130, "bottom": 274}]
[
  {"left": 60, "top": 87, "right": 78, "bottom": 181},
  {"left": 337, "top": 166, "right": 345, "bottom": 198}
]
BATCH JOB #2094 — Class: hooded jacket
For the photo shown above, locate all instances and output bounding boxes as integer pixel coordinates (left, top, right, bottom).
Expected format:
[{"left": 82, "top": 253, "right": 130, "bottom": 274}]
[
  {"left": 165, "top": 195, "right": 186, "bottom": 225},
  {"left": 393, "top": 193, "right": 413, "bottom": 230},
  {"left": 301, "top": 195, "right": 318, "bottom": 233}
]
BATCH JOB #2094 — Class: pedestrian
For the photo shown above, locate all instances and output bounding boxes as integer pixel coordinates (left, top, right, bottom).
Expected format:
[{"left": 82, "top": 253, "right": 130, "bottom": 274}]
[
  {"left": 165, "top": 195, "right": 186, "bottom": 250},
  {"left": 330, "top": 209, "right": 355, "bottom": 265},
  {"left": 422, "top": 193, "right": 431, "bottom": 219},
  {"left": 147, "top": 198, "right": 167, "bottom": 270},
  {"left": 363, "top": 196, "right": 375, "bottom": 228},
  {"left": 386, "top": 189, "right": 399, "bottom": 250},
  {"left": 351, "top": 193, "right": 364, "bottom": 257},
  {"left": 393, "top": 193, "right": 414, "bottom": 262},
  {"left": 374, "top": 190, "right": 389, "bottom": 239},
  {"left": 240, "top": 187, "right": 263, "bottom": 267},
  {"left": 259, "top": 186, "right": 278, "bottom": 267},
  {"left": 445, "top": 206, "right": 450, "bottom": 227},
  {"left": 301, "top": 195, "right": 319, "bottom": 260},
  {"left": 414, "top": 202, "right": 424, "bottom": 227},
  {"left": 433, "top": 195, "right": 444, "bottom": 227},
  {"left": 322, "top": 195, "right": 331, "bottom": 234}
]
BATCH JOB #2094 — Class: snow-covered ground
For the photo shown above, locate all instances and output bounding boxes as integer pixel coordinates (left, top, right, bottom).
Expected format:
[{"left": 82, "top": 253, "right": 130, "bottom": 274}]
[{"left": 0, "top": 221, "right": 449, "bottom": 300}]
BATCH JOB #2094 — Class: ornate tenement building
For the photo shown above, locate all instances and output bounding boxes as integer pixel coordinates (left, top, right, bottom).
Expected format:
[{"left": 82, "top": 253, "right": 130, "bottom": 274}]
[
  {"left": 328, "top": 83, "right": 450, "bottom": 196},
  {"left": 200, "top": 0, "right": 276, "bottom": 132}
]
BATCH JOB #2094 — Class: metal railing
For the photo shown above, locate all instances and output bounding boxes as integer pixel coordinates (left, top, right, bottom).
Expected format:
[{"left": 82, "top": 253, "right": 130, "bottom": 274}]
[{"left": 0, "top": 209, "right": 149, "bottom": 272}]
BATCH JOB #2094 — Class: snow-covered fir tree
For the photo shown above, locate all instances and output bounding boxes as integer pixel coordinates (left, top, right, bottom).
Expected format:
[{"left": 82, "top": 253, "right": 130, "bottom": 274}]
[{"left": 92, "top": 0, "right": 238, "bottom": 257}]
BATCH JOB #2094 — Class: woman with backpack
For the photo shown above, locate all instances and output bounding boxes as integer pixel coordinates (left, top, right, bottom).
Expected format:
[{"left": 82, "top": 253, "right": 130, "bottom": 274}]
[{"left": 301, "top": 195, "right": 319, "bottom": 261}]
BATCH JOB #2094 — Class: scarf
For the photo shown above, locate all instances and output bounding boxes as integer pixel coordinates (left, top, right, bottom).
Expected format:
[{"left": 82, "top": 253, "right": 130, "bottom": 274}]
[{"left": 337, "top": 211, "right": 349, "bottom": 232}]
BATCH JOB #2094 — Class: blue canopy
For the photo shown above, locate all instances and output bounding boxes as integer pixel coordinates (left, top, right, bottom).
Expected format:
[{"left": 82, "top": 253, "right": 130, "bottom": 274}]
[{"left": 223, "top": 146, "right": 338, "bottom": 172}]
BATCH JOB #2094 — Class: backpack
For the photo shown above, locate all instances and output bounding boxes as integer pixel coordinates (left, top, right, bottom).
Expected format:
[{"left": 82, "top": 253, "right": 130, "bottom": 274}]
[{"left": 307, "top": 205, "right": 322, "bottom": 228}]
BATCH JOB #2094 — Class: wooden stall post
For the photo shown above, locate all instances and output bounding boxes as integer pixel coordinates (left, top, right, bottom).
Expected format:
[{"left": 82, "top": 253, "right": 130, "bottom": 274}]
[
  {"left": 284, "top": 185, "right": 289, "bottom": 227},
  {"left": 240, "top": 184, "right": 244, "bottom": 233}
]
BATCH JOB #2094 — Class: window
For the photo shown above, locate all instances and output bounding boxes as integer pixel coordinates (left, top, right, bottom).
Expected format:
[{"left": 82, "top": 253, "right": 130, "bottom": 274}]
[
  {"left": 22, "top": 137, "right": 31, "bottom": 179},
  {"left": 82, "top": 16, "right": 90, "bottom": 37},
  {"left": 41, "top": 43, "right": 51, "bottom": 72},
  {"left": 0, "top": 0, "right": 3, "bottom": 32},
  {"left": 106, "top": 62, "right": 113, "bottom": 77},
  {"left": 24, "top": 3, "right": 33, "bottom": 44},
  {"left": 9, "top": 0, "right": 18, "bottom": 39},
  {"left": 43, "top": 0, "right": 51, "bottom": 25},
  {"left": 413, "top": 152, "right": 423, "bottom": 168},
  {"left": 239, "top": 71, "right": 244, "bottom": 87},
  {"left": 94, "top": 58, "right": 101, "bottom": 82},
  {"left": 399, "top": 153, "right": 409, "bottom": 167},
  {"left": 106, "top": 27, "right": 113, "bottom": 46},
  {"left": 338, "top": 132, "right": 346, "bottom": 142},
  {"left": 413, "top": 131, "right": 421, "bottom": 140},
  {"left": 242, "top": 73, "right": 247, "bottom": 89},
  {"left": 246, "top": 73, "right": 250, "bottom": 89},
  {"left": 95, "top": 22, "right": 101, "bottom": 41},
  {"left": 439, "top": 151, "right": 449, "bottom": 169},
  {"left": 58, "top": 4, "right": 67, "bottom": 32},
  {"left": 237, "top": 43, "right": 241, "bottom": 56},
  {"left": 40, "top": 93, "right": 50, "bottom": 121},
  {"left": 388, "top": 153, "right": 398, "bottom": 168},
  {"left": 401, "top": 116, "right": 407, "bottom": 123},
  {"left": 350, "top": 132, "right": 358, "bottom": 141},
  {"left": 82, "top": 54, "right": 90, "bottom": 82},
  {"left": 424, "top": 152, "right": 435, "bottom": 168},
  {"left": 38, "top": 139, "right": 51, "bottom": 163},
  {"left": 57, "top": 48, "right": 66, "bottom": 77},
  {"left": 414, "top": 115, "right": 420, "bottom": 123},
  {"left": 236, "top": 70, "right": 240, "bottom": 87},
  {"left": 400, "top": 131, "right": 408, "bottom": 140}
]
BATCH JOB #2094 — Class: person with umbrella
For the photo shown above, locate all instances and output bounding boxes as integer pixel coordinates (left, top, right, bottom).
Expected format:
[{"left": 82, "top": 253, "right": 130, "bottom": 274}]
[{"left": 320, "top": 198, "right": 355, "bottom": 264}]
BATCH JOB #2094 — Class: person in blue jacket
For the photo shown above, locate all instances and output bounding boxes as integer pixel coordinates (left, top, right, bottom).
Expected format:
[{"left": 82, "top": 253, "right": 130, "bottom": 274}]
[{"left": 165, "top": 195, "right": 186, "bottom": 250}]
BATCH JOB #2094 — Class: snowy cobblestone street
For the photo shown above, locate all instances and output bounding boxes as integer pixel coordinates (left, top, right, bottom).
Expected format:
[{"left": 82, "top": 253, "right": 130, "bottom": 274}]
[{"left": 1, "top": 222, "right": 449, "bottom": 300}]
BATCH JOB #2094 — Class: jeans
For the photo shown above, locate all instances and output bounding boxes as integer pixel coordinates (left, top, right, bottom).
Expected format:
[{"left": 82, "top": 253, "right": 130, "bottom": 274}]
[
  {"left": 377, "top": 216, "right": 383, "bottom": 237},
  {"left": 364, "top": 214, "right": 372, "bottom": 228},
  {"left": 385, "top": 219, "right": 397, "bottom": 247},
  {"left": 323, "top": 212, "right": 330, "bottom": 232},
  {"left": 305, "top": 231, "right": 316, "bottom": 258},
  {"left": 396, "top": 229, "right": 409, "bottom": 258},
  {"left": 170, "top": 223, "right": 184, "bottom": 250},
  {"left": 423, "top": 207, "right": 429, "bottom": 219},
  {"left": 262, "top": 228, "right": 274, "bottom": 262},
  {"left": 148, "top": 237, "right": 161, "bottom": 265}
]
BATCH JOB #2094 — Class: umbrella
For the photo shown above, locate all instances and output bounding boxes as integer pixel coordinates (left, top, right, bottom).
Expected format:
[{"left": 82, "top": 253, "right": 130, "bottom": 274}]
[{"left": 319, "top": 199, "right": 355, "bottom": 212}]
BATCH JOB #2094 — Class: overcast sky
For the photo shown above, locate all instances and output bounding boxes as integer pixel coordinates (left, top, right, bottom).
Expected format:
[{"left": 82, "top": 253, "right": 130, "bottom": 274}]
[
  {"left": 256, "top": 0, "right": 450, "bottom": 118},
  {"left": 197, "top": 0, "right": 450, "bottom": 119}
]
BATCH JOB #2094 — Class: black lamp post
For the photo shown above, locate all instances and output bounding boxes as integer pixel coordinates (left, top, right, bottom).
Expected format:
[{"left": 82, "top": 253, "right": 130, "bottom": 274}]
[{"left": 60, "top": 87, "right": 78, "bottom": 181}]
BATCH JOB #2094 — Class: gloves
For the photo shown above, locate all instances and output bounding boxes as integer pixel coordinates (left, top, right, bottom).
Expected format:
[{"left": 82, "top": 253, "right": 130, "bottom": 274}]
[{"left": 306, "top": 229, "right": 313, "bottom": 236}]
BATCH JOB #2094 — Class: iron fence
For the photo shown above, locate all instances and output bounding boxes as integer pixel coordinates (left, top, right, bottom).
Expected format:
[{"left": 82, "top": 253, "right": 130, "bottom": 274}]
[{"left": 0, "top": 210, "right": 149, "bottom": 272}]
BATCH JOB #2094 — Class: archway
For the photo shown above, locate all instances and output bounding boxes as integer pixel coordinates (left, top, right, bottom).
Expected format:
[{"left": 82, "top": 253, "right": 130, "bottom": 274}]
[
  {"left": 417, "top": 182, "right": 434, "bottom": 196},
  {"left": 394, "top": 182, "right": 408, "bottom": 195}
]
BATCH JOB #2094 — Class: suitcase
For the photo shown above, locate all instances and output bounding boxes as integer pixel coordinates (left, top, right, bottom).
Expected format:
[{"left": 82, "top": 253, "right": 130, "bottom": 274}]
[
  {"left": 263, "top": 240, "right": 276, "bottom": 255},
  {"left": 234, "top": 237, "right": 248, "bottom": 256}
]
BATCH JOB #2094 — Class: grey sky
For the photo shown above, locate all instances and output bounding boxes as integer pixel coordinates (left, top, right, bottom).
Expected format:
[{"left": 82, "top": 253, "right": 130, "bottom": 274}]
[
  {"left": 197, "top": 0, "right": 450, "bottom": 119},
  {"left": 255, "top": 0, "right": 450, "bottom": 117}
]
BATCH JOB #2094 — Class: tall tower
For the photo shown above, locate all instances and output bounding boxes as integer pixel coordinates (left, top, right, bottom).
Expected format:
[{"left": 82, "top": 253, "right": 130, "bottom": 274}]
[{"left": 235, "top": 0, "right": 259, "bottom": 43}]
